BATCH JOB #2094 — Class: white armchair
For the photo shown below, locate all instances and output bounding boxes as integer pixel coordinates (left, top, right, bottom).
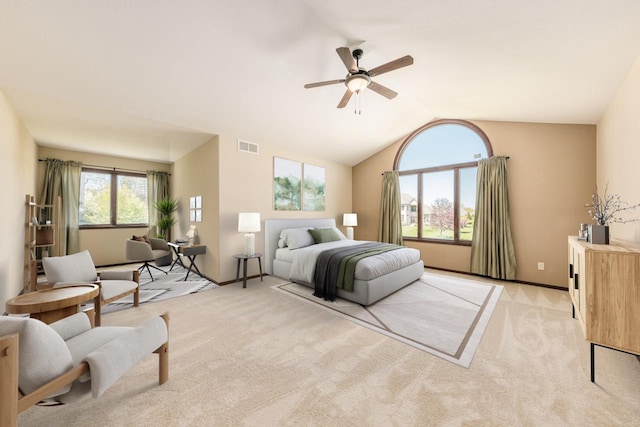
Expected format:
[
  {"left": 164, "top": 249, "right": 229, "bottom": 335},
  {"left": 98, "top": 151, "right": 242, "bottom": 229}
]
[
  {"left": 42, "top": 250, "right": 139, "bottom": 326},
  {"left": 0, "top": 311, "right": 169, "bottom": 426}
]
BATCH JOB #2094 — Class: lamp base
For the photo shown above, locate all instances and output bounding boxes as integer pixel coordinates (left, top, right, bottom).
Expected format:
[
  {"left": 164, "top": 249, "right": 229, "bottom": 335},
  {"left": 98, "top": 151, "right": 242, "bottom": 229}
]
[
  {"left": 244, "top": 233, "right": 255, "bottom": 257},
  {"left": 346, "top": 227, "right": 354, "bottom": 240}
]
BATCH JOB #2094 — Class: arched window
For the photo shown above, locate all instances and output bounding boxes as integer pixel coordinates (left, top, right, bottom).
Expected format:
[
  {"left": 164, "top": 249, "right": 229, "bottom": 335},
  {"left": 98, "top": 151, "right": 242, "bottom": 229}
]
[{"left": 394, "top": 119, "right": 493, "bottom": 244}]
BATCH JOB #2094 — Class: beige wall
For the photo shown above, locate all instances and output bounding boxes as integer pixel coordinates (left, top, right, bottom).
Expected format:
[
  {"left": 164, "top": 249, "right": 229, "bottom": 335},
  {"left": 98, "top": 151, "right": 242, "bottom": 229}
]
[
  {"left": 0, "top": 90, "right": 38, "bottom": 308},
  {"left": 172, "top": 136, "right": 220, "bottom": 279},
  {"left": 216, "top": 135, "right": 352, "bottom": 282},
  {"left": 353, "top": 120, "right": 596, "bottom": 287},
  {"left": 36, "top": 146, "right": 172, "bottom": 266},
  {"left": 597, "top": 53, "right": 640, "bottom": 243},
  {"left": 33, "top": 135, "right": 352, "bottom": 284}
]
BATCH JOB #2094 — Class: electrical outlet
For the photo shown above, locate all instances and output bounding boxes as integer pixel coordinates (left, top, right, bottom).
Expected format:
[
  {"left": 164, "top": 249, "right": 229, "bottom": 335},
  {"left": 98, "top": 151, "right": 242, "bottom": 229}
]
[{"left": 537, "top": 262, "right": 545, "bottom": 271}]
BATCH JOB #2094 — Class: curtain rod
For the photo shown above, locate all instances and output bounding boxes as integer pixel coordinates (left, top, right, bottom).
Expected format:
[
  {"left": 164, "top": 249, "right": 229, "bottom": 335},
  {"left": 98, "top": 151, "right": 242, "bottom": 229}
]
[
  {"left": 381, "top": 156, "right": 510, "bottom": 175},
  {"left": 38, "top": 158, "right": 171, "bottom": 176}
]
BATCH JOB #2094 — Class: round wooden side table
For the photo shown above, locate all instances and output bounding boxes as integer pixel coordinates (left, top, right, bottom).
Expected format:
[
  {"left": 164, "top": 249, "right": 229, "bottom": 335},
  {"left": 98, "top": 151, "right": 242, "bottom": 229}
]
[{"left": 5, "top": 284, "right": 100, "bottom": 324}]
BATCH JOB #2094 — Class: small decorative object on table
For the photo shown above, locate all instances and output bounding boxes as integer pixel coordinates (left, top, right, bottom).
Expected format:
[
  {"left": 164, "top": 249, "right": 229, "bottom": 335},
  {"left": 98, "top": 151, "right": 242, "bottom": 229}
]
[
  {"left": 577, "top": 223, "right": 589, "bottom": 241},
  {"left": 585, "top": 184, "right": 640, "bottom": 244}
]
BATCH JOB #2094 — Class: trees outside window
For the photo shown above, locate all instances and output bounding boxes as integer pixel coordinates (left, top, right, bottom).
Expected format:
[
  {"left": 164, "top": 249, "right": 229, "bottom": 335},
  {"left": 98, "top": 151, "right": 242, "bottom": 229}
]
[
  {"left": 80, "top": 169, "right": 148, "bottom": 227},
  {"left": 395, "top": 119, "right": 493, "bottom": 244}
]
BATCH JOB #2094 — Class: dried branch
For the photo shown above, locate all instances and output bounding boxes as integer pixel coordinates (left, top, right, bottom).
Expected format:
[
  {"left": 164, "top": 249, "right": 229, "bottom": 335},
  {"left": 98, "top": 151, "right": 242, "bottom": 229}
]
[{"left": 585, "top": 183, "right": 640, "bottom": 226}]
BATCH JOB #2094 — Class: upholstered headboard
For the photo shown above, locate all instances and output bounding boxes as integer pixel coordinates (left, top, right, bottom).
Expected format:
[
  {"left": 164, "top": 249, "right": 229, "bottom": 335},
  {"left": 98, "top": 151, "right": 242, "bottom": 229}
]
[{"left": 264, "top": 218, "right": 337, "bottom": 274}]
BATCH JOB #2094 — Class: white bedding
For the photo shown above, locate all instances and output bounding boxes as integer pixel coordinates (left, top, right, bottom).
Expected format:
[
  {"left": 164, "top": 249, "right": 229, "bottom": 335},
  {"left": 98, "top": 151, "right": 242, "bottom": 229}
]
[{"left": 280, "top": 240, "right": 421, "bottom": 284}]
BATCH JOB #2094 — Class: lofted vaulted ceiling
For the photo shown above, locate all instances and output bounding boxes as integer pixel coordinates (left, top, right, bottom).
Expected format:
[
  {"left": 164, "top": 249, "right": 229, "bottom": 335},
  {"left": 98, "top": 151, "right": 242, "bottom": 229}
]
[{"left": 1, "top": 1, "right": 640, "bottom": 166}]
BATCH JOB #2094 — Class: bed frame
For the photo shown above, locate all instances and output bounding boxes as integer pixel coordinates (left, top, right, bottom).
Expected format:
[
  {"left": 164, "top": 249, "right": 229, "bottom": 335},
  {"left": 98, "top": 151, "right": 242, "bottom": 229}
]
[{"left": 264, "top": 218, "right": 424, "bottom": 305}]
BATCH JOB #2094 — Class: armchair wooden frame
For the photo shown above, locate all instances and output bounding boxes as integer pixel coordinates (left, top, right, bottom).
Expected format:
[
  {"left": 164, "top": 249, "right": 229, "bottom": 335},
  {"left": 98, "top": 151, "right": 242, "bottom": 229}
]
[
  {"left": 93, "top": 270, "right": 141, "bottom": 326},
  {"left": 0, "top": 313, "right": 169, "bottom": 427}
]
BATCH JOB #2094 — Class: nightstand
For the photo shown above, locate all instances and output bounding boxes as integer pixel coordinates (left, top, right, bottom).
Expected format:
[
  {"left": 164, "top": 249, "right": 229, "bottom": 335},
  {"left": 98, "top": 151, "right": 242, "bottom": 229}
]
[{"left": 233, "top": 253, "right": 263, "bottom": 288}]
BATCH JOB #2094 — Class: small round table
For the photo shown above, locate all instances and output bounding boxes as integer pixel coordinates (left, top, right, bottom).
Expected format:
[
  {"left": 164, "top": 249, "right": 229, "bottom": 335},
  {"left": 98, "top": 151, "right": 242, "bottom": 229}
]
[
  {"left": 5, "top": 284, "right": 100, "bottom": 324},
  {"left": 234, "top": 253, "right": 263, "bottom": 288}
]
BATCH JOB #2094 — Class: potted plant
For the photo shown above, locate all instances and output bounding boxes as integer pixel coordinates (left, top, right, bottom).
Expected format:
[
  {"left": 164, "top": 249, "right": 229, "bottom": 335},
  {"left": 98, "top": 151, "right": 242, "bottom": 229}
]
[
  {"left": 154, "top": 197, "right": 178, "bottom": 241},
  {"left": 585, "top": 184, "right": 640, "bottom": 244}
]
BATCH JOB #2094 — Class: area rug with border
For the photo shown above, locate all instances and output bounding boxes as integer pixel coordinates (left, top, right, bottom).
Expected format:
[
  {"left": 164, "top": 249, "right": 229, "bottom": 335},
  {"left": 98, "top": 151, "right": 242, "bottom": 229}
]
[
  {"left": 99, "top": 265, "right": 219, "bottom": 314},
  {"left": 273, "top": 272, "right": 503, "bottom": 368}
]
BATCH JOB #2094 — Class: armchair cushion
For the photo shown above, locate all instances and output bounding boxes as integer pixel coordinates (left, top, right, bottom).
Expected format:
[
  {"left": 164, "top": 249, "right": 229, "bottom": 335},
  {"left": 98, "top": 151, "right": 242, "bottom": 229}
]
[
  {"left": 48, "top": 313, "right": 169, "bottom": 398},
  {"left": 0, "top": 316, "right": 73, "bottom": 396},
  {"left": 48, "top": 311, "right": 92, "bottom": 341},
  {"left": 99, "top": 280, "right": 139, "bottom": 301},
  {"left": 42, "top": 250, "right": 98, "bottom": 284},
  {"left": 84, "top": 316, "right": 168, "bottom": 397},
  {"left": 149, "top": 236, "right": 170, "bottom": 251},
  {"left": 65, "top": 327, "right": 133, "bottom": 365}
]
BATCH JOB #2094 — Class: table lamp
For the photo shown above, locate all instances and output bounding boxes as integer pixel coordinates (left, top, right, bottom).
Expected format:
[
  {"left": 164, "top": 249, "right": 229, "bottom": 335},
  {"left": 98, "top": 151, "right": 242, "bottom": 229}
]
[
  {"left": 238, "top": 212, "right": 261, "bottom": 256},
  {"left": 343, "top": 213, "right": 357, "bottom": 240},
  {"left": 186, "top": 225, "right": 197, "bottom": 244}
]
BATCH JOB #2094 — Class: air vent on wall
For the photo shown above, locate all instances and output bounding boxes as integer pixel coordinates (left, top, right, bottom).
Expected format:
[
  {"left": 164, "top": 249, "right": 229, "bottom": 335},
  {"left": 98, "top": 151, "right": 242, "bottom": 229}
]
[{"left": 238, "top": 139, "right": 259, "bottom": 155}]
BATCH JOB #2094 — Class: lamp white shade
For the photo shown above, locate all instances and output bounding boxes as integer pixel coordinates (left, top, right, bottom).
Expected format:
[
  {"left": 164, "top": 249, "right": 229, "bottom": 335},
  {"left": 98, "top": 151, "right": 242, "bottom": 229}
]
[
  {"left": 238, "top": 213, "right": 261, "bottom": 232},
  {"left": 343, "top": 213, "right": 357, "bottom": 240},
  {"left": 238, "top": 213, "right": 260, "bottom": 257},
  {"left": 343, "top": 213, "right": 358, "bottom": 227}
]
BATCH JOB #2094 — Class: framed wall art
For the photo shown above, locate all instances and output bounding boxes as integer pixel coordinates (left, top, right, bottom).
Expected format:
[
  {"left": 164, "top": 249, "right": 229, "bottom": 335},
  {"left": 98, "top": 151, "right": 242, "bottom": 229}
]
[
  {"left": 273, "top": 157, "right": 302, "bottom": 210},
  {"left": 303, "top": 163, "right": 325, "bottom": 211}
]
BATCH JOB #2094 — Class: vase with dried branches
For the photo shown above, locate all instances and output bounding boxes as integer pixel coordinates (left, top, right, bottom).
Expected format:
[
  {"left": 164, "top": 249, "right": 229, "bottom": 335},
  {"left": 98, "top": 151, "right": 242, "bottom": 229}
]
[{"left": 585, "top": 184, "right": 640, "bottom": 244}]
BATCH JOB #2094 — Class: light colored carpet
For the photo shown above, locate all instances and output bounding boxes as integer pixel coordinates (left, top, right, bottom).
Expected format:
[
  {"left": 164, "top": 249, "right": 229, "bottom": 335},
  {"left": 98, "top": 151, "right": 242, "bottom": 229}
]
[
  {"left": 18, "top": 271, "right": 640, "bottom": 426},
  {"left": 275, "top": 273, "right": 502, "bottom": 367}
]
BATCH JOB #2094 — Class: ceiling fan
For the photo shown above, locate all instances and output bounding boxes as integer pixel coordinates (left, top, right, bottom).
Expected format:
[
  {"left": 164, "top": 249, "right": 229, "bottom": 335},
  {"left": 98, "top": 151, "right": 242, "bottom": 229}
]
[{"left": 304, "top": 47, "right": 414, "bottom": 109}]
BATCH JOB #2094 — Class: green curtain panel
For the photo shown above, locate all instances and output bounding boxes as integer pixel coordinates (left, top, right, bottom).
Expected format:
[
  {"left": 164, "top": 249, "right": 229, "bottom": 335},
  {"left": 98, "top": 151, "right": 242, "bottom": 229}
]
[
  {"left": 470, "top": 156, "right": 516, "bottom": 280},
  {"left": 378, "top": 171, "right": 403, "bottom": 245},
  {"left": 147, "top": 170, "right": 170, "bottom": 236},
  {"left": 40, "top": 158, "right": 82, "bottom": 255}
]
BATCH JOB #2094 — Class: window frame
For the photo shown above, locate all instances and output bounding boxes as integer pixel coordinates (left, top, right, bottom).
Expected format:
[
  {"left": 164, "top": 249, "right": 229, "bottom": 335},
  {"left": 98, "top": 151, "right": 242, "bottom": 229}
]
[
  {"left": 393, "top": 119, "right": 493, "bottom": 245},
  {"left": 79, "top": 167, "right": 149, "bottom": 230}
]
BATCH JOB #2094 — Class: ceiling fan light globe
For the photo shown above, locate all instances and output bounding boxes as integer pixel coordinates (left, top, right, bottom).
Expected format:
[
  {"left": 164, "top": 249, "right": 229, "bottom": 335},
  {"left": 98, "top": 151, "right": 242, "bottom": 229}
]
[{"left": 346, "top": 75, "right": 371, "bottom": 93}]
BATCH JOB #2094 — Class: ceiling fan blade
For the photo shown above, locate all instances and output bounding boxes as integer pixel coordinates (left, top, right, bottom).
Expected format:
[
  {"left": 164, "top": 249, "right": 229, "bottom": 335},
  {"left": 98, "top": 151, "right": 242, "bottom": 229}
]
[
  {"left": 368, "top": 55, "right": 414, "bottom": 77},
  {"left": 336, "top": 47, "right": 357, "bottom": 72},
  {"left": 304, "top": 79, "right": 345, "bottom": 89},
  {"left": 368, "top": 81, "right": 398, "bottom": 99},
  {"left": 337, "top": 89, "right": 353, "bottom": 108}
]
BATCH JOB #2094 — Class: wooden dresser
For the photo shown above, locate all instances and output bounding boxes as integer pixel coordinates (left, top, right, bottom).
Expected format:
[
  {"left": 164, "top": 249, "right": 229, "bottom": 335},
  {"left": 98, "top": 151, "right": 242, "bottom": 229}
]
[{"left": 567, "top": 236, "right": 640, "bottom": 381}]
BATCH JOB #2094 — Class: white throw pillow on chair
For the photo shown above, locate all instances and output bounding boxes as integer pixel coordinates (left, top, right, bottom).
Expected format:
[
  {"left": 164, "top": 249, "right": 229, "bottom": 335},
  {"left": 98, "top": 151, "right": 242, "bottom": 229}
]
[{"left": 42, "top": 250, "right": 99, "bottom": 284}]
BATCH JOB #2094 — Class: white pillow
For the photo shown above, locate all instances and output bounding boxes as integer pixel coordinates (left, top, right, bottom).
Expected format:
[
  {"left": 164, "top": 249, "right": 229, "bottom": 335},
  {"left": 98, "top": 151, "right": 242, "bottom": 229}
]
[{"left": 280, "top": 228, "right": 315, "bottom": 249}]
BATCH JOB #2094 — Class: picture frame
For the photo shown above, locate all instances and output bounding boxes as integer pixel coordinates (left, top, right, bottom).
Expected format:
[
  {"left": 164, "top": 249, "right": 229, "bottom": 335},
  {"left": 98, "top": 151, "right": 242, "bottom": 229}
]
[
  {"left": 303, "top": 163, "right": 325, "bottom": 211},
  {"left": 273, "top": 157, "right": 302, "bottom": 210}
]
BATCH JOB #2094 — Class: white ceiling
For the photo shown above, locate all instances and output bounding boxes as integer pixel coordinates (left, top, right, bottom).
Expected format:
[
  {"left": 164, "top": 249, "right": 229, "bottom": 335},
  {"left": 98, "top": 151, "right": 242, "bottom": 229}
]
[{"left": 1, "top": 0, "right": 640, "bottom": 166}]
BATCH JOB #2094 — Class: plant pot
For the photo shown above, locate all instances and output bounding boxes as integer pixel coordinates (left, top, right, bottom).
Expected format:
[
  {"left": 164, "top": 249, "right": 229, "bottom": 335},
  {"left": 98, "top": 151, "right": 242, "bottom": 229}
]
[{"left": 588, "top": 224, "right": 610, "bottom": 245}]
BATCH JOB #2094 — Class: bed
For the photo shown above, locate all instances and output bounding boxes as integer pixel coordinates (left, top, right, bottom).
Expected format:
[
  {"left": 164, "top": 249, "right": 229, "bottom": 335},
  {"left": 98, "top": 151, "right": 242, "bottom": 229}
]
[{"left": 265, "top": 218, "right": 424, "bottom": 305}]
